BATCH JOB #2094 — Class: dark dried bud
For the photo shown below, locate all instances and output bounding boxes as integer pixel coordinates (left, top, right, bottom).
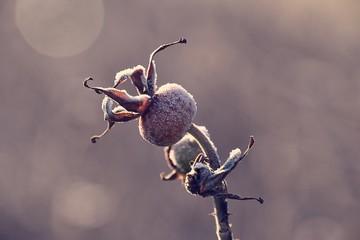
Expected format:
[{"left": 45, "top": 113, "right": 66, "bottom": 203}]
[{"left": 185, "top": 162, "right": 212, "bottom": 195}]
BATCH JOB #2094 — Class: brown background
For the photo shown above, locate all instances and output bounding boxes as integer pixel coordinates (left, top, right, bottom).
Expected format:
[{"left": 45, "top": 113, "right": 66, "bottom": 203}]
[{"left": 1, "top": 0, "right": 359, "bottom": 239}]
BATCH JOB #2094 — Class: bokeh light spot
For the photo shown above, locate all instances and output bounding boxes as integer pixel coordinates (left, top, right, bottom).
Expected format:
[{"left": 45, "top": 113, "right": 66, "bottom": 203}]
[
  {"left": 52, "top": 181, "right": 116, "bottom": 229},
  {"left": 293, "top": 217, "right": 345, "bottom": 240},
  {"left": 15, "top": 0, "right": 104, "bottom": 57}
]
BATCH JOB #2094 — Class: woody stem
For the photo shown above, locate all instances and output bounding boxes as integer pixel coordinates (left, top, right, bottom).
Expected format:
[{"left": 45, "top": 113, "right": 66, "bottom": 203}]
[
  {"left": 188, "top": 123, "right": 220, "bottom": 169},
  {"left": 188, "top": 123, "right": 234, "bottom": 240}
]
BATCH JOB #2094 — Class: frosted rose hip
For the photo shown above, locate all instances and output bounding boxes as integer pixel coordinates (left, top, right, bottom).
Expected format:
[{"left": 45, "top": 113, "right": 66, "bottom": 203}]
[
  {"left": 84, "top": 38, "right": 190, "bottom": 143},
  {"left": 139, "top": 83, "right": 197, "bottom": 146}
]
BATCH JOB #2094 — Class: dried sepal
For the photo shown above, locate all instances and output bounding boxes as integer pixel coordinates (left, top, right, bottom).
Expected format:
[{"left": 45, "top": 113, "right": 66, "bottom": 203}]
[
  {"left": 84, "top": 38, "right": 189, "bottom": 144},
  {"left": 160, "top": 129, "right": 207, "bottom": 182},
  {"left": 215, "top": 193, "right": 263, "bottom": 204},
  {"left": 184, "top": 136, "right": 261, "bottom": 203},
  {"left": 90, "top": 120, "right": 115, "bottom": 143},
  {"left": 101, "top": 97, "right": 140, "bottom": 123},
  {"left": 113, "top": 70, "right": 128, "bottom": 88},
  {"left": 184, "top": 154, "right": 213, "bottom": 195},
  {"left": 160, "top": 170, "right": 182, "bottom": 181},
  {"left": 89, "top": 97, "right": 140, "bottom": 143},
  {"left": 160, "top": 146, "right": 185, "bottom": 181},
  {"left": 109, "top": 108, "right": 140, "bottom": 122},
  {"left": 130, "top": 66, "right": 147, "bottom": 94},
  {"left": 218, "top": 135, "right": 255, "bottom": 173},
  {"left": 164, "top": 146, "right": 178, "bottom": 169},
  {"left": 146, "top": 38, "right": 187, "bottom": 96},
  {"left": 146, "top": 60, "right": 157, "bottom": 96},
  {"left": 113, "top": 65, "right": 146, "bottom": 90},
  {"left": 169, "top": 128, "right": 207, "bottom": 173},
  {"left": 84, "top": 77, "right": 102, "bottom": 94},
  {"left": 204, "top": 136, "right": 256, "bottom": 190},
  {"left": 84, "top": 79, "right": 151, "bottom": 114}
]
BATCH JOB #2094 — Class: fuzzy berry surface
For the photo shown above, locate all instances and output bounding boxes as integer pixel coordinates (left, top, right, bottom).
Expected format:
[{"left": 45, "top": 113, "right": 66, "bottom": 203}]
[{"left": 139, "top": 83, "right": 197, "bottom": 146}]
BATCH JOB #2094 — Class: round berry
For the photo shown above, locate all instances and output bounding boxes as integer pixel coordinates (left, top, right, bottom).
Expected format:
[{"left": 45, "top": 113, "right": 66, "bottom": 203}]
[
  {"left": 139, "top": 83, "right": 197, "bottom": 146},
  {"left": 169, "top": 126, "right": 209, "bottom": 174}
]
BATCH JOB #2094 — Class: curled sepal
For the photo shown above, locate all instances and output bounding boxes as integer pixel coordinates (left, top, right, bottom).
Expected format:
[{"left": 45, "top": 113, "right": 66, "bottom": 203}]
[
  {"left": 184, "top": 136, "right": 260, "bottom": 199},
  {"left": 113, "top": 68, "right": 130, "bottom": 88},
  {"left": 160, "top": 146, "right": 185, "bottom": 181},
  {"left": 109, "top": 107, "right": 140, "bottom": 122},
  {"left": 146, "top": 38, "right": 187, "bottom": 96},
  {"left": 220, "top": 135, "right": 255, "bottom": 173},
  {"left": 102, "top": 97, "right": 140, "bottom": 122},
  {"left": 90, "top": 120, "right": 115, "bottom": 143},
  {"left": 184, "top": 154, "right": 213, "bottom": 195},
  {"left": 160, "top": 129, "right": 207, "bottom": 181},
  {"left": 89, "top": 98, "right": 141, "bottom": 144},
  {"left": 130, "top": 66, "right": 147, "bottom": 94},
  {"left": 146, "top": 60, "right": 157, "bottom": 96},
  {"left": 204, "top": 136, "right": 256, "bottom": 189},
  {"left": 84, "top": 79, "right": 151, "bottom": 114},
  {"left": 88, "top": 97, "right": 117, "bottom": 143},
  {"left": 84, "top": 77, "right": 102, "bottom": 94},
  {"left": 216, "top": 193, "right": 264, "bottom": 204},
  {"left": 160, "top": 170, "right": 181, "bottom": 181}
]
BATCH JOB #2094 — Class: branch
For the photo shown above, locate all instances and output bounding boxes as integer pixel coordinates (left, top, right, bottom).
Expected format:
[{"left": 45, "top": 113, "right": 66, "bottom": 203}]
[
  {"left": 188, "top": 123, "right": 233, "bottom": 240},
  {"left": 188, "top": 123, "right": 220, "bottom": 169}
]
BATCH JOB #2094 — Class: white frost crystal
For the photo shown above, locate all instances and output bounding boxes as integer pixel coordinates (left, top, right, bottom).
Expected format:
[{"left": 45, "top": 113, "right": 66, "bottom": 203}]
[
  {"left": 222, "top": 148, "right": 242, "bottom": 170},
  {"left": 101, "top": 96, "right": 113, "bottom": 119},
  {"left": 114, "top": 65, "right": 145, "bottom": 84}
]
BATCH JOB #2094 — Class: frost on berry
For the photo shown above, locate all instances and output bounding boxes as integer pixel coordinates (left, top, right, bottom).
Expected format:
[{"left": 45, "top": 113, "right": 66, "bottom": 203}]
[
  {"left": 170, "top": 135, "right": 201, "bottom": 174},
  {"left": 139, "top": 83, "right": 197, "bottom": 146},
  {"left": 169, "top": 126, "right": 209, "bottom": 174}
]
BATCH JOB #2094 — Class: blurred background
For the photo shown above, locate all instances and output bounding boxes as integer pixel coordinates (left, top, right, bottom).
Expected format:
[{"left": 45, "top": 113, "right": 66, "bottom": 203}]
[{"left": 1, "top": 0, "right": 359, "bottom": 239}]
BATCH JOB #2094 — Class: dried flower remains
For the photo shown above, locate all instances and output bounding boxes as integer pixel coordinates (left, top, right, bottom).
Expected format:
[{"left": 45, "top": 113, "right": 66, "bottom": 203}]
[
  {"left": 84, "top": 38, "right": 263, "bottom": 240},
  {"left": 84, "top": 38, "right": 196, "bottom": 146}
]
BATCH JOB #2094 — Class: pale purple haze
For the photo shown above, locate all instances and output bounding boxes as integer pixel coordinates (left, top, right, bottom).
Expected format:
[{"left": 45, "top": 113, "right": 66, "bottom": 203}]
[{"left": 1, "top": 0, "right": 359, "bottom": 239}]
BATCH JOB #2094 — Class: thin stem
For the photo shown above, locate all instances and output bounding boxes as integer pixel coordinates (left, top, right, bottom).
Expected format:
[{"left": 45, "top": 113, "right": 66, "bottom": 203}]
[
  {"left": 188, "top": 123, "right": 220, "bottom": 169},
  {"left": 214, "top": 197, "right": 232, "bottom": 240},
  {"left": 188, "top": 123, "right": 233, "bottom": 240}
]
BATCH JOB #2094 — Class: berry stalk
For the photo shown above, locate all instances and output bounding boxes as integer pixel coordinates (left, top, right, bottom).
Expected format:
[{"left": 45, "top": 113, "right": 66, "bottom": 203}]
[{"left": 188, "top": 123, "right": 233, "bottom": 240}]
